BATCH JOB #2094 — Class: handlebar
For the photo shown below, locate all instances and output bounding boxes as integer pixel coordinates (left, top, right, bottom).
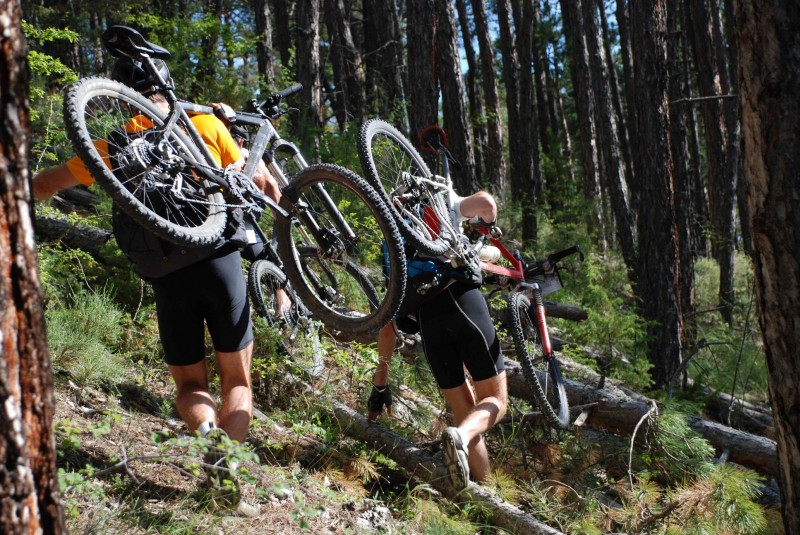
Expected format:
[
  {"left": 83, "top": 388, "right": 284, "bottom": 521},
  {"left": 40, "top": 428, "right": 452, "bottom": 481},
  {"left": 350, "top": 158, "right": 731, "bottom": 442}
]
[
  {"left": 524, "top": 244, "right": 583, "bottom": 278},
  {"left": 178, "top": 82, "right": 304, "bottom": 126},
  {"left": 255, "top": 83, "right": 303, "bottom": 115}
]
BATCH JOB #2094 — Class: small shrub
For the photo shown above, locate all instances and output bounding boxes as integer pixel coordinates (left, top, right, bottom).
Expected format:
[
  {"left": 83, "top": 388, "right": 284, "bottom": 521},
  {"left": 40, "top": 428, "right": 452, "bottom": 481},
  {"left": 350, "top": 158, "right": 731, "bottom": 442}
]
[{"left": 46, "top": 290, "right": 127, "bottom": 387}]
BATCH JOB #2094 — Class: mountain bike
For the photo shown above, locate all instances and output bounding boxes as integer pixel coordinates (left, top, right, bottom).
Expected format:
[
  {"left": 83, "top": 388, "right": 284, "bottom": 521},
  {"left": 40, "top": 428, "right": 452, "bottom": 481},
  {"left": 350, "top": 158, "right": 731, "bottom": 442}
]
[
  {"left": 357, "top": 118, "right": 582, "bottom": 429},
  {"left": 64, "top": 26, "right": 406, "bottom": 334}
]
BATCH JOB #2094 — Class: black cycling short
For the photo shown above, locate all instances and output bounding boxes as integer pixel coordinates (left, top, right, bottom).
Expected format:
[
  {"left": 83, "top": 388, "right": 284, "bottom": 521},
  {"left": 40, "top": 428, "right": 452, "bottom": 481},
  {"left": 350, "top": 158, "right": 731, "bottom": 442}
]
[
  {"left": 151, "top": 246, "right": 253, "bottom": 366},
  {"left": 417, "top": 284, "right": 504, "bottom": 389}
]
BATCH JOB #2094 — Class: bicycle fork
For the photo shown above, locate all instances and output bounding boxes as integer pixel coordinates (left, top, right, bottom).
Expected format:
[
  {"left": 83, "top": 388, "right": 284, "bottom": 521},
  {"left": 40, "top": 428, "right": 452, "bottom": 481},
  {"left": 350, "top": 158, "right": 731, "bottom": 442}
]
[{"left": 523, "top": 283, "right": 554, "bottom": 358}]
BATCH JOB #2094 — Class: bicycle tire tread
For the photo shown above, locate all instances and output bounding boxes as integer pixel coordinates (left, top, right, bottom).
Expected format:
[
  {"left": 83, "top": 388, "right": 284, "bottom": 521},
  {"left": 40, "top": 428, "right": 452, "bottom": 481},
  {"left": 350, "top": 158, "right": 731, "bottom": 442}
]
[
  {"left": 358, "top": 119, "right": 450, "bottom": 256},
  {"left": 64, "top": 77, "right": 226, "bottom": 247},
  {"left": 507, "top": 291, "right": 571, "bottom": 429}
]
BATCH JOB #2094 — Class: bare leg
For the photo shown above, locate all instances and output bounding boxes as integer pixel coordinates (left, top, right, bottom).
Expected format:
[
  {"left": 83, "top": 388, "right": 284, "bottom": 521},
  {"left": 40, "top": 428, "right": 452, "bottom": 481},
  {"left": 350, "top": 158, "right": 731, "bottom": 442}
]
[
  {"left": 216, "top": 342, "right": 254, "bottom": 442},
  {"left": 373, "top": 322, "right": 397, "bottom": 387},
  {"left": 441, "top": 371, "right": 507, "bottom": 481},
  {"left": 169, "top": 360, "right": 217, "bottom": 433},
  {"left": 275, "top": 288, "right": 290, "bottom": 318},
  {"left": 367, "top": 323, "right": 397, "bottom": 420}
]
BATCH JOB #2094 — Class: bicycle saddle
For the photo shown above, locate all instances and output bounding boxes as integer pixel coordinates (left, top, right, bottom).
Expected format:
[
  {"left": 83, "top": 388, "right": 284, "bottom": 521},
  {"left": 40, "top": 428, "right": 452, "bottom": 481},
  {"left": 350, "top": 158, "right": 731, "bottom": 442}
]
[{"left": 102, "top": 25, "right": 171, "bottom": 60}]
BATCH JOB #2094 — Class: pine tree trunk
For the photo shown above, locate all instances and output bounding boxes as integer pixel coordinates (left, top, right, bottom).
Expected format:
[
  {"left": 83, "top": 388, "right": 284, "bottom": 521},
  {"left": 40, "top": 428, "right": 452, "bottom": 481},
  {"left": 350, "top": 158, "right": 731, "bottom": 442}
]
[
  {"left": 735, "top": 1, "right": 800, "bottom": 530},
  {"left": 435, "top": 0, "right": 478, "bottom": 194},
  {"left": 514, "top": 0, "right": 540, "bottom": 243},
  {"left": 455, "top": 0, "right": 489, "bottom": 185},
  {"left": 630, "top": 0, "right": 684, "bottom": 389},
  {"left": 324, "top": 0, "right": 365, "bottom": 131},
  {"left": 294, "top": 0, "right": 323, "bottom": 152},
  {"left": 667, "top": 0, "right": 697, "bottom": 364},
  {"left": 0, "top": 3, "right": 65, "bottom": 531},
  {"left": 471, "top": 0, "right": 507, "bottom": 196},
  {"left": 272, "top": 0, "right": 292, "bottom": 68},
  {"left": 560, "top": 0, "right": 606, "bottom": 252},
  {"left": 496, "top": 0, "right": 525, "bottom": 216},
  {"left": 687, "top": 0, "right": 737, "bottom": 324},
  {"left": 615, "top": 0, "right": 639, "bottom": 213},
  {"left": 363, "top": 0, "right": 405, "bottom": 123},
  {"left": 597, "top": 0, "right": 632, "bottom": 194},
  {"left": 406, "top": 0, "right": 438, "bottom": 146},
  {"left": 723, "top": 0, "right": 751, "bottom": 256},
  {"left": 583, "top": 0, "right": 635, "bottom": 269},
  {"left": 195, "top": 0, "right": 223, "bottom": 94},
  {"left": 253, "top": 0, "right": 275, "bottom": 89}
]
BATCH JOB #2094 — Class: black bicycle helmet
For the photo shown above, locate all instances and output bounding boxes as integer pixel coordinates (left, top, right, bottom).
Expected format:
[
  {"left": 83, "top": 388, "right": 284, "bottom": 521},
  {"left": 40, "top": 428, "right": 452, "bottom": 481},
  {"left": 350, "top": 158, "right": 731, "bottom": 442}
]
[{"left": 111, "top": 57, "right": 173, "bottom": 95}]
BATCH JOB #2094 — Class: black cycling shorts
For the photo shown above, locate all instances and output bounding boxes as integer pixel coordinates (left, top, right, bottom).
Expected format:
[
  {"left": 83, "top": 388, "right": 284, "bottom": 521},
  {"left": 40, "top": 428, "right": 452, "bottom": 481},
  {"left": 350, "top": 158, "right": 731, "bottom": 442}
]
[
  {"left": 151, "top": 246, "right": 253, "bottom": 366},
  {"left": 417, "top": 284, "right": 504, "bottom": 389}
]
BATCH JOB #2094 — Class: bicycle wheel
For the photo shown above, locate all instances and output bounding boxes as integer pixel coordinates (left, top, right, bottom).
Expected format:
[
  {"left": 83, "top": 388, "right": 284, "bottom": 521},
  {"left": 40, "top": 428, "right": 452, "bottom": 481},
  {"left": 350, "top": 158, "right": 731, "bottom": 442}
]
[
  {"left": 275, "top": 163, "right": 405, "bottom": 334},
  {"left": 507, "top": 291, "right": 571, "bottom": 429},
  {"left": 358, "top": 119, "right": 450, "bottom": 256},
  {"left": 64, "top": 77, "right": 227, "bottom": 247},
  {"left": 248, "top": 259, "right": 307, "bottom": 327}
]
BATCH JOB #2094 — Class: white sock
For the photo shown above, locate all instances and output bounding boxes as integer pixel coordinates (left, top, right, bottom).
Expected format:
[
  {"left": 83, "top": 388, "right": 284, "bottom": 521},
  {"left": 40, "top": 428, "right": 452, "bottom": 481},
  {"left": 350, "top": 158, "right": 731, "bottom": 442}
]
[
  {"left": 456, "top": 428, "right": 470, "bottom": 449},
  {"left": 197, "top": 421, "right": 217, "bottom": 438}
]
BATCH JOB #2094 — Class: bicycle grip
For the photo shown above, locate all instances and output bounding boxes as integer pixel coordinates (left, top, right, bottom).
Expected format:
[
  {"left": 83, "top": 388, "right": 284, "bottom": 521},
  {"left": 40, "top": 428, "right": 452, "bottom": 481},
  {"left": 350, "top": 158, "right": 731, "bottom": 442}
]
[
  {"left": 549, "top": 244, "right": 583, "bottom": 264},
  {"left": 276, "top": 83, "right": 303, "bottom": 100}
]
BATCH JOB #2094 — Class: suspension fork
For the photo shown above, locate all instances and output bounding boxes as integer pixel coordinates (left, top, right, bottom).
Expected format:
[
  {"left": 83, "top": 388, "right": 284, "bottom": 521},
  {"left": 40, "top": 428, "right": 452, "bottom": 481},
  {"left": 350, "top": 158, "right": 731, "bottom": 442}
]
[{"left": 521, "top": 282, "right": 554, "bottom": 358}]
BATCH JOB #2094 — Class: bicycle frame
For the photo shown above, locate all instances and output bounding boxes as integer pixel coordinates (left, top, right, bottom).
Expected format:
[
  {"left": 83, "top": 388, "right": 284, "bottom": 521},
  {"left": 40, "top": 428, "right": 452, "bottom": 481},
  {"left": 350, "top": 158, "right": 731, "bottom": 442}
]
[{"left": 134, "top": 53, "right": 359, "bottom": 260}]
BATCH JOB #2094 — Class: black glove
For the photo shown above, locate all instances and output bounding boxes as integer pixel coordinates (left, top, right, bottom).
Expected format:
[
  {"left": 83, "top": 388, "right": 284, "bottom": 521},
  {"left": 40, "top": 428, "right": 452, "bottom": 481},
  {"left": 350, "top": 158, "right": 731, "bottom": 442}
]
[{"left": 367, "top": 385, "right": 392, "bottom": 417}]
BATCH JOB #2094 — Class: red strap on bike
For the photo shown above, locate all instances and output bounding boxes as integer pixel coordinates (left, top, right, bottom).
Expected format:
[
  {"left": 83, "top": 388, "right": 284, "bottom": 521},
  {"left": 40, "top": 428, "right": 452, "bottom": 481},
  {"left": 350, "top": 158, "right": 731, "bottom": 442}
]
[{"left": 419, "top": 124, "right": 448, "bottom": 154}]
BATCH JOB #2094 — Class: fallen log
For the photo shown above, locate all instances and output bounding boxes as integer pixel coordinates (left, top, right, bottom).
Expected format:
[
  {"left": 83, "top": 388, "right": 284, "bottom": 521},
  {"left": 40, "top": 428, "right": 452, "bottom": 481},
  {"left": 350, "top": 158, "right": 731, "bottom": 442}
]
[
  {"left": 503, "top": 360, "right": 779, "bottom": 477},
  {"left": 35, "top": 216, "right": 112, "bottom": 258},
  {"left": 331, "top": 400, "right": 565, "bottom": 535},
  {"left": 544, "top": 301, "right": 588, "bottom": 321}
]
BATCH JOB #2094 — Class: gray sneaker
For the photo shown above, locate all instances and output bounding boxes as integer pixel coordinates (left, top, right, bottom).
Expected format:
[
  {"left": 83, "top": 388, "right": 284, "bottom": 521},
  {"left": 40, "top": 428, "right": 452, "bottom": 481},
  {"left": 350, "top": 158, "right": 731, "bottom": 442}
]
[{"left": 441, "top": 427, "right": 469, "bottom": 490}]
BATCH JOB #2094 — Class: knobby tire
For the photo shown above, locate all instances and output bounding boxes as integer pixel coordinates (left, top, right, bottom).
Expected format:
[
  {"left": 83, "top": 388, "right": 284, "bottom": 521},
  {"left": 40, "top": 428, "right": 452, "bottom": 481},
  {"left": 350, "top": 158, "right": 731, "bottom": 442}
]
[
  {"left": 275, "top": 164, "right": 405, "bottom": 334},
  {"left": 507, "top": 291, "right": 571, "bottom": 429},
  {"left": 358, "top": 119, "right": 450, "bottom": 256},
  {"left": 64, "top": 77, "right": 227, "bottom": 247}
]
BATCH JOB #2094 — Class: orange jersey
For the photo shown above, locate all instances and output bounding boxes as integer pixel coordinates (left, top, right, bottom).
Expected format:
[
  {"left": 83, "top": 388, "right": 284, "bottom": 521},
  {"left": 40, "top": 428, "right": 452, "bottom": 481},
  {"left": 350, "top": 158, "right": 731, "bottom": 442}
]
[{"left": 65, "top": 113, "right": 241, "bottom": 186}]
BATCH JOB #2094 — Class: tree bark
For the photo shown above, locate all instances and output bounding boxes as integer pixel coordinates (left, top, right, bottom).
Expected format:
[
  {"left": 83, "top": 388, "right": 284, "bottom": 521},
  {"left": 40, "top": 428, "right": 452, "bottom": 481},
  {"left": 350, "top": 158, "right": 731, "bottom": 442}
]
[
  {"left": 294, "top": 0, "right": 323, "bottom": 152},
  {"left": 253, "top": 0, "right": 275, "bottom": 90},
  {"left": 34, "top": 218, "right": 112, "bottom": 259},
  {"left": 514, "top": 0, "right": 540, "bottom": 243},
  {"left": 272, "top": 0, "right": 292, "bottom": 68},
  {"left": 559, "top": 0, "right": 606, "bottom": 252},
  {"left": 629, "top": 0, "right": 684, "bottom": 389},
  {"left": 471, "top": 0, "right": 506, "bottom": 196},
  {"left": 667, "top": 0, "right": 697, "bottom": 370},
  {"left": 0, "top": 2, "right": 65, "bottom": 530},
  {"left": 406, "top": 0, "right": 438, "bottom": 146},
  {"left": 435, "top": 0, "right": 478, "bottom": 194},
  {"left": 615, "top": 0, "right": 639, "bottom": 213},
  {"left": 194, "top": 0, "right": 223, "bottom": 95},
  {"left": 362, "top": 0, "right": 405, "bottom": 123},
  {"left": 582, "top": 0, "right": 635, "bottom": 269},
  {"left": 455, "top": 0, "right": 489, "bottom": 186},
  {"left": 323, "top": 0, "right": 366, "bottom": 131},
  {"left": 735, "top": 1, "right": 800, "bottom": 530},
  {"left": 686, "top": 0, "right": 737, "bottom": 324}
]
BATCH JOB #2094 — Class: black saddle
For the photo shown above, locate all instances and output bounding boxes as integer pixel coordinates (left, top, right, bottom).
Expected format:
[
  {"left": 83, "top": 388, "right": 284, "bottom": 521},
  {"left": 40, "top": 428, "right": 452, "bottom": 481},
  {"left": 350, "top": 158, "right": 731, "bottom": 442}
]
[{"left": 102, "top": 25, "right": 171, "bottom": 60}]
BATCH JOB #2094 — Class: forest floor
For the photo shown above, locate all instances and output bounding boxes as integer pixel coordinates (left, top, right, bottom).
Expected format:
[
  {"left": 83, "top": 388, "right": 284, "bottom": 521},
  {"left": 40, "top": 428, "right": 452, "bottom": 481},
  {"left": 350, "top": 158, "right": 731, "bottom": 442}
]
[{"left": 54, "top": 315, "right": 783, "bottom": 534}]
